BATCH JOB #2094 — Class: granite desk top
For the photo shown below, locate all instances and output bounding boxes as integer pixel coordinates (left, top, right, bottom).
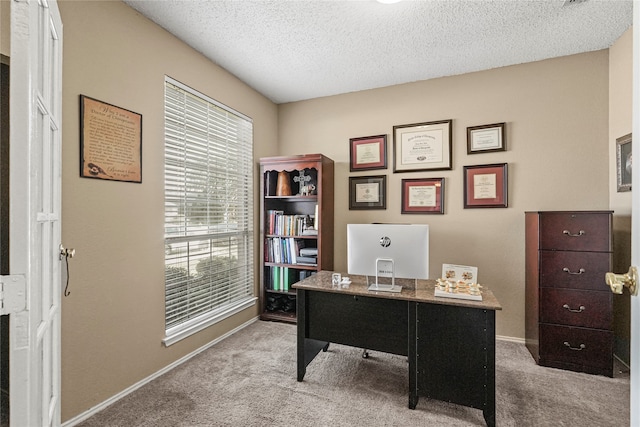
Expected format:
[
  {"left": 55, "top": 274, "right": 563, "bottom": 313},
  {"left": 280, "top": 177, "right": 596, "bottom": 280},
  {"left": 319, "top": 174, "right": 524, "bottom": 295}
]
[{"left": 293, "top": 270, "right": 502, "bottom": 311}]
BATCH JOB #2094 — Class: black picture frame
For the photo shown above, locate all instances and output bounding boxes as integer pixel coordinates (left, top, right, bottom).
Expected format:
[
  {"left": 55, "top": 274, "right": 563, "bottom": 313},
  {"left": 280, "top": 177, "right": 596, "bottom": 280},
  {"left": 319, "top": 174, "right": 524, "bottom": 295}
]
[
  {"left": 467, "top": 122, "right": 506, "bottom": 154},
  {"left": 349, "top": 175, "right": 386, "bottom": 210},
  {"left": 616, "top": 133, "right": 632, "bottom": 192}
]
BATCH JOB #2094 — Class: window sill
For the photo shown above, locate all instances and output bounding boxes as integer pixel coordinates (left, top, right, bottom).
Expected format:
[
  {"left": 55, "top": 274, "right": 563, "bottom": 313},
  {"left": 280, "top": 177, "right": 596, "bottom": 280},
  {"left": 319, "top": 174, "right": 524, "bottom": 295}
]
[{"left": 163, "top": 296, "right": 257, "bottom": 346}]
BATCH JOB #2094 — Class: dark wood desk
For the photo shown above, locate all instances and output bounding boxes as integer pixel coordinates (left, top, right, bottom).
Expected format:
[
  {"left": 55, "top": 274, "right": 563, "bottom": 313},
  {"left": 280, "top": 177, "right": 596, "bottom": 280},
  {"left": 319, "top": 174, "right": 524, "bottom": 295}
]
[{"left": 294, "top": 271, "right": 502, "bottom": 427}]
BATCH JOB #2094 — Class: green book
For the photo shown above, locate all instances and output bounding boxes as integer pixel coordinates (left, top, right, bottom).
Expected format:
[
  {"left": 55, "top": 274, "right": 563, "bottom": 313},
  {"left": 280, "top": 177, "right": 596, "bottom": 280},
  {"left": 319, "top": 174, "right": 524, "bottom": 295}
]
[
  {"left": 283, "top": 267, "right": 289, "bottom": 292},
  {"left": 273, "top": 267, "right": 280, "bottom": 291}
]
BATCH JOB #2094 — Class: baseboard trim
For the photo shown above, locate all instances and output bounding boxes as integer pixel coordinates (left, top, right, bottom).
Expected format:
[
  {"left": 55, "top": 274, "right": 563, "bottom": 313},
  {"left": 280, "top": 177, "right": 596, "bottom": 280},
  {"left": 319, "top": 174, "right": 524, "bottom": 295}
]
[
  {"left": 614, "top": 353, "right": 631, "bottom": 370},
  {"left": 497, "top": 335, "right": 525, "bottom": 344},
  {"left": 62, "top": 316, "right": 259, "bottom": 427}
]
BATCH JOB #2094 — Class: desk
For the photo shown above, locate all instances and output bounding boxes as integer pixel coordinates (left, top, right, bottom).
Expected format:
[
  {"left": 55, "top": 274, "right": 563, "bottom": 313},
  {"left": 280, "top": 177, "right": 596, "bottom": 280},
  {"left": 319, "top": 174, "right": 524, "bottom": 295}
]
[{"left": 294, "top": 271, "right": 502, "bottom": 427}]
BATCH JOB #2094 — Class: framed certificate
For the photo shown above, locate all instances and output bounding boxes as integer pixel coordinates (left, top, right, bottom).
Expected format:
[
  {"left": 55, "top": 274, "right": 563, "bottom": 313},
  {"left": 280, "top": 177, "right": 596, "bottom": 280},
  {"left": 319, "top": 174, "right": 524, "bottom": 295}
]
[
  {"left": 349, "top": 175, "right": 386, "bottom": 210},
  {"left": 401, "top": 178, "right": 444, "bottom": 214},
  {"left": 80, "top": 95, "right": 142, "bottom": 183},
  {"left": 393, "top": 119, "right": 452, "bottom": 172},
  {"left": 616, "top": 133, "right": 632, "bottom": 192},
  {"left": 463, "top": 163, "right": 508, "bottom": 208},
  {"left": 349, "top": 134, "right": 387, "bottom": 171},
  {"left": 467, "top": 122, "right": 506, "bottom": 154}
]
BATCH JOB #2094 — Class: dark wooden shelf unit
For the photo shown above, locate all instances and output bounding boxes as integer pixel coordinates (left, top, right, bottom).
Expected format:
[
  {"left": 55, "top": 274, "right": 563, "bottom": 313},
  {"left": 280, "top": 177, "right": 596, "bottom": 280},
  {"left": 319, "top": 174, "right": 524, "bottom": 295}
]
[{"left": 259, "top": 154, "right": 334, "bottom": 323}]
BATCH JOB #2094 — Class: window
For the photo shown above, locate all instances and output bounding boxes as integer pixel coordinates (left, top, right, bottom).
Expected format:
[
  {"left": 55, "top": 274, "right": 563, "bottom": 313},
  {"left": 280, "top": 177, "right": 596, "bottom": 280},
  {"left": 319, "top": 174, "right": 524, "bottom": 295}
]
[{"left": 163, "top": 77, "right": 255, "bottom": 345}]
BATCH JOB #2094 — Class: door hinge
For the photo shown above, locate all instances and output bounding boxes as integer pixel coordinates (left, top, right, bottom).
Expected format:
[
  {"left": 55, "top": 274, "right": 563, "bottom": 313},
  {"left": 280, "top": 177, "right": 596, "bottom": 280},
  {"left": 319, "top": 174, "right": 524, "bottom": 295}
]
[{"left": 0, "top": 275, "right": 26, "bottom": 315}]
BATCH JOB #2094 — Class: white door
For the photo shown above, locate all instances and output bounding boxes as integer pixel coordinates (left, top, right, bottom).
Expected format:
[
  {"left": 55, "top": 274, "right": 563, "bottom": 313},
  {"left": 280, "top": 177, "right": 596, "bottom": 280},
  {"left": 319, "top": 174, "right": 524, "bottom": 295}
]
[
  {"left": 9, "top": 0, "right": 63, "bottom": 425},
  {"left": 631, "top": 4, "right": 640, "bottom": 426}
]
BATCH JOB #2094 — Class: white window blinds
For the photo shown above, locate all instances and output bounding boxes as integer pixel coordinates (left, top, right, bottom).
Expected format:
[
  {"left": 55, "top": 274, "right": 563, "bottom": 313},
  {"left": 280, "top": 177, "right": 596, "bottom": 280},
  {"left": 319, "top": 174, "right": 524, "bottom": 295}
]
[{"left": 164, "top": 77, "right": 255, "bottom": 344}]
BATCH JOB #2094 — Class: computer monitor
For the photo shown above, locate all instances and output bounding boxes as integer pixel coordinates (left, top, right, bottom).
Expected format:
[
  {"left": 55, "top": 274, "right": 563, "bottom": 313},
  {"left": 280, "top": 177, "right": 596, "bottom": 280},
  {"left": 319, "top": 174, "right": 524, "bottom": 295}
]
[{"left": 347, "top": 223, "right": 429, "bottom": 293}]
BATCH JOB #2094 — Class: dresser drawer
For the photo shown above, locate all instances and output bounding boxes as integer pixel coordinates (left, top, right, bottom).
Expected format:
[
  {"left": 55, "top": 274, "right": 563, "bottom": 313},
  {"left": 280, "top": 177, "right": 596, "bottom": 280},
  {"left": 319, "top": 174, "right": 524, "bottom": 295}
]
[
  {"left": 539, "top": 324, "right": 613, "bottom": 371},
  {"left": 539, "top": 212, "right": 611, "bottom": 252},
  {"left": 539, "top": 288, "right": 612, "bottom": 329},
  {"left": 539, "top": 250, "right": 610, "bottom": 291}
]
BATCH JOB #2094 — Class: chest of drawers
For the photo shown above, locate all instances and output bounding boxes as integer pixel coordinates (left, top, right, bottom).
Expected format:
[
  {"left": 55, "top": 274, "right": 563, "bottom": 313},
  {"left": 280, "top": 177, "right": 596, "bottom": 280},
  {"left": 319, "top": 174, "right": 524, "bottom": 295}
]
[{"left": 525, "top": 211, "right": 613, "bottom": 377}]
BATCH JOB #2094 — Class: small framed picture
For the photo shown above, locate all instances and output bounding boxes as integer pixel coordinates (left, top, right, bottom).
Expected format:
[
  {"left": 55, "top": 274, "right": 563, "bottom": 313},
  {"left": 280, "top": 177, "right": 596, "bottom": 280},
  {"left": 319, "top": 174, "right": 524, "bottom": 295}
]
[
  {"left": 349, "top": 175, "right": 386, "bottom": 210},
  {"left": 442, "top": 263, "right": 478, "bottom": 283},
  {"left": 467, "top": 122, "right": 506, "bottom": 154},
  {"left": 393, "top": 119, "right": 452, "bottom": 172},
  {"left": 349, "top": 134, "right": 387, "bottom": 171},
  {"left": 401, "top": 178, "right": 444, "bottom": 214},
  {"left": 616, "top": 133, "right": 632, "bottom": 192},
  {"left": 463, "top": 163, "right": 508, "bottom": 208}
]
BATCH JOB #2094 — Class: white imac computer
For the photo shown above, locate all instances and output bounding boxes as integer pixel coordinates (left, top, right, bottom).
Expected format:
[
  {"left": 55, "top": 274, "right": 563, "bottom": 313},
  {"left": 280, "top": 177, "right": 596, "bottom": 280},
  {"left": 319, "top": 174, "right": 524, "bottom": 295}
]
[{"left": 347, "top": 223, "right": 429, "bottom": 293}]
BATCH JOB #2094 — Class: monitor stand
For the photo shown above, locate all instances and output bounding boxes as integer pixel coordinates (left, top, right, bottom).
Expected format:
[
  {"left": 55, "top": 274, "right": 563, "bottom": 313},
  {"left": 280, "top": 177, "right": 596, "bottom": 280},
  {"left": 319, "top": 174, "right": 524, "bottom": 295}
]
[{"left": 367, "top": 258, "right": 402, "bottom": 293}]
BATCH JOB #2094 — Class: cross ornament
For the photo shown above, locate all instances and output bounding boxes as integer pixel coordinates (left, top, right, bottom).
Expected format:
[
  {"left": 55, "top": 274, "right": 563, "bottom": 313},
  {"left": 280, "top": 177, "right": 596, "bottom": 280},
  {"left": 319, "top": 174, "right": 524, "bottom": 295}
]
[{"left": 293, "top": 170, "right": 311, "bottom": 185}]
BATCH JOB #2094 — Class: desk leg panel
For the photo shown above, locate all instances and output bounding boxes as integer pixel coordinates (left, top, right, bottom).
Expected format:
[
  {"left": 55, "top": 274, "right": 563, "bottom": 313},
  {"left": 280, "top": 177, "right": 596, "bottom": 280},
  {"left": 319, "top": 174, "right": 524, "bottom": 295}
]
[
  {"left": 415, "top": 303, "right": 495, "bottom": 423},
  {"left": 297, "top": 289, "right": 329, "bottom": 381},
  {"left": 306, "top": 291, "right": 408, "bottom": 356}
]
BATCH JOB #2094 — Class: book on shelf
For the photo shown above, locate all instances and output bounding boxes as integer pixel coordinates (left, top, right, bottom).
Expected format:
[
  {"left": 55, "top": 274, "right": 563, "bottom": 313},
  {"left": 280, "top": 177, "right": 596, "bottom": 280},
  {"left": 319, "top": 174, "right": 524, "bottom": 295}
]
[
  {"left": 265, "top": 237, "right": 308, "bottom": 264},
  {"left": 266, "top": 211, "right": 308, "bottom": 236},
  {"left": 267, "top": 266, "right": 297, "bottom": 292},
  {"left": 296, "top": 255, "right": 317, "bottom": 265},
  {"left": 299, "top": 247, "right": 318, "bottom": 256}
]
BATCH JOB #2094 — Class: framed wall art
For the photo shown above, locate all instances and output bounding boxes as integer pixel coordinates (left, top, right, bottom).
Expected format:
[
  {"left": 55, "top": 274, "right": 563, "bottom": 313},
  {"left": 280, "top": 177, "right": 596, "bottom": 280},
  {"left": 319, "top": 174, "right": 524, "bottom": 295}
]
[
  {"left": 393, "top": 119, "right": 452, "bottom": 172},
  {"left": 80, "top": 95, "right": 142, "bottom": 183},
  {"left": 467, "top": 122, "right": 506, "bottom": 154},
  {"left": 349, "top": 175, "right": 386, "bottom": 210},
  {"left": 463, "top": 163, "right": 508, "bottom": 208},
  {"left": 349, "top": 134, "right": 387, "bottom": 171},
  {"left": 401, "top": 178, "right": 444, "bottom": 214},
  {"left": 616, "top": 133, "right": 632, "bottom": 192}
]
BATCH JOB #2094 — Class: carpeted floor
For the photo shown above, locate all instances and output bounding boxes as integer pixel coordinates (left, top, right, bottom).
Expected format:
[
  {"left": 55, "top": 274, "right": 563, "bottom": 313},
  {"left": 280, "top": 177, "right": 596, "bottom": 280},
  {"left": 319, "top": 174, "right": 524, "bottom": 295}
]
[{"left": 76, "top": 320, "right": 629, "bottom": 426}]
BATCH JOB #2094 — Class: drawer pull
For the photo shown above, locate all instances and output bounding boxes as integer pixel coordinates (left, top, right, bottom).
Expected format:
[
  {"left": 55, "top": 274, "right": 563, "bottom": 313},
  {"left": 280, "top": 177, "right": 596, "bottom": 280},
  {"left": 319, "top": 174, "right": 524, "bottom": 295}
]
[
  {"left": 563, "top": 341, "right": 586, "bottom": 351},
  {"left": 562, "top": 230, "right": 585, "bottom": 237},
  {"left": 562, "top": 303, "right": 585, "bottom": 313},
  {"left": 562, "top": 267, "right": 585, "bottom": 275}
]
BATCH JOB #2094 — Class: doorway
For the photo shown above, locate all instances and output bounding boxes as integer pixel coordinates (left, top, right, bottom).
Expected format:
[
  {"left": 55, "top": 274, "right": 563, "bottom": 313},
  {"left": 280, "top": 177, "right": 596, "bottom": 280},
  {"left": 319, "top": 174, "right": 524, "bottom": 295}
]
[{"left": 0, "top": 54, "right": 9, "bottom": 427}]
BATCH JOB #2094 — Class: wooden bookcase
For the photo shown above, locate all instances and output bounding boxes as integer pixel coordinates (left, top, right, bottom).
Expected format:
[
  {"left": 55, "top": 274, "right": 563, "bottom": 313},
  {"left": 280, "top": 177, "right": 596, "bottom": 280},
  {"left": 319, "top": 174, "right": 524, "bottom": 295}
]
[{"left": 259, "top": 154, "right": 334, "bottom": 323}]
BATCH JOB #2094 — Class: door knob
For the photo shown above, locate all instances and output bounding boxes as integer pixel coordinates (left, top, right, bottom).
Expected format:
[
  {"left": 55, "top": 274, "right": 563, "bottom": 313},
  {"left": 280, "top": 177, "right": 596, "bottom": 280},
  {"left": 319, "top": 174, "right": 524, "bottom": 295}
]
[{"left": 605, "top": 266, "right": 638, "bottom": 296}]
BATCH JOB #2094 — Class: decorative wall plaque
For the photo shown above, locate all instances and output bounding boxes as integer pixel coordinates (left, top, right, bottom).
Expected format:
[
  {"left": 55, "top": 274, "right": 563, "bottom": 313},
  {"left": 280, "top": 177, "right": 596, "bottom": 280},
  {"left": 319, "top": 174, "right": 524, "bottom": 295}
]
[{"left": 80, "top": 95, "right": 142, "bottom": 183}]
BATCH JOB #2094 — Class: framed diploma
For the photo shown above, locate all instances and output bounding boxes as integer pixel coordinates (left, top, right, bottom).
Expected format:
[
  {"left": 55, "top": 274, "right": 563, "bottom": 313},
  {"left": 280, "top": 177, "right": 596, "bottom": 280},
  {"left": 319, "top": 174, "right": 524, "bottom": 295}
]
[
  {"left": 616, "top": 133, "right": 632, "bottom": 192},
  {"left": 393, "top": 119, "right": 452, "bottom": 172},
  {"left": 349, "top": 134, "right": 387, "bottom": 171},
  {"left": 467, "top": 122, "right": 506, "bottom": 154},
  {"left": 463, "top": 163, "right": 508, "bottom": 208},
  {"left": 349, "top": 175, "right": 386, "bottom": 210},
  {"left": 80, "top": 95, "right": 142, "bottom": 183},
  {"left": 401, "top": 178, "right": 444, "bottom": 214}
]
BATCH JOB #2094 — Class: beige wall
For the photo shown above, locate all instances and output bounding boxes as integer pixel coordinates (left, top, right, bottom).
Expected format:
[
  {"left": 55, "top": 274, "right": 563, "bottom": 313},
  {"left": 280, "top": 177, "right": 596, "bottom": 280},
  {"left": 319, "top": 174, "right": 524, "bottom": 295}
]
[
  {"left": 5, "top": 0, "right": 630, "bottom": 422},
  {"left": 278, "top": 50, "right": 610, "bottom": 341},
  {"left": 0, "top": 0, "right": 8, "bottom": 57},
  {"left": 609, "top": 28, "right": 633, "bottom": 363},
  {"left": 58, "top": 1, "right": 278, "bottom": 421}
]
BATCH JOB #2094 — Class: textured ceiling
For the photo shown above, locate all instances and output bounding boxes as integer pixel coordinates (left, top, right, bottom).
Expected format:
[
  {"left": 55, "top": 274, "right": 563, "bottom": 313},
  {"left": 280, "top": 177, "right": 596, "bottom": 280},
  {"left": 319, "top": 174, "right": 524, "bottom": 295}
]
[{"left": 122, "top": 0, "right": 633, "bottom": 104}]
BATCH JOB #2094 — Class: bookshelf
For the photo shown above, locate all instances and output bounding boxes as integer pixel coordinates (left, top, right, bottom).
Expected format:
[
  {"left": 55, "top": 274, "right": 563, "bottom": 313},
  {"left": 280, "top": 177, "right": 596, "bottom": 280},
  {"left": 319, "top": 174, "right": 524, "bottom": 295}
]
[{"left": 259, "top": 154, "right": 334, "bottom": 323}]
